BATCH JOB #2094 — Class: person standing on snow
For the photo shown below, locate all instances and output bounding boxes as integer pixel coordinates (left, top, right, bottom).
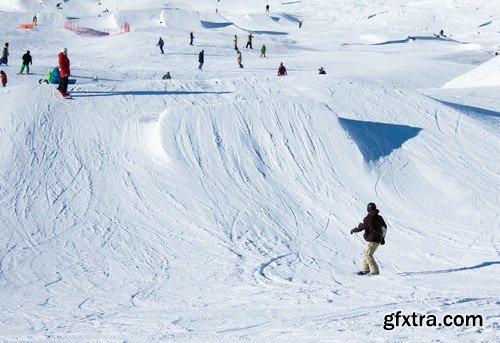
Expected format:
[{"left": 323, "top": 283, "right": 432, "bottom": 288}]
[
  {"left": 32, "top": 15, "right": 38, "bottom": 26},
  {"left": 57, "top": 48, "right": 70, "bottom": 95},
  {"left": 260, "top": 44, "right": 266, "bottom": 57},
  {"left": 0, "top": 43, "right": 9, "bottom": 66},
  {"left": 190, "top": 32, "right": 194, "bottom": 46},
  {"left": 19, "top": 50, "right": 32, "bottom": 74},
  {"left": 157, "top": 37, "right": 164, "bottom": 54},
  {"left": 1, "top": 70, "right": 7, "bottom": 87},
  {"left": 236, "top": 50, "right": 243, "bottom": 68},
  {"left": 198, "top": 50, "right": 204, "bottom": 70},
  {"left": 245, "top": 33, "right": 253, "bottom": 49},
  {"left": 350, "top": 202, "right": 387, "bottom": 275},
  {"left": 233, "top": 35, "right": 238, "bottom": 50},
  {"left": 266, "top": 4, "right": 270, "bottom": 12},
  {"left": 277, "top": 62, "right": 287, "bottom": 76}
]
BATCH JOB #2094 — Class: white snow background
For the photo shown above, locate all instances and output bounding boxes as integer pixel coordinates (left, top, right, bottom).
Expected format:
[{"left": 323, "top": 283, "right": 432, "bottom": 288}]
[{"left": 0, "top": 0, "right": 499, "bottom": 341}]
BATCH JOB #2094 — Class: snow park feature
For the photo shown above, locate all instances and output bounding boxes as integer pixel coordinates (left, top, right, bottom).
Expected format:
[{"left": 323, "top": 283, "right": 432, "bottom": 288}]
[{"left": 0, "top": 0, "right": 499, "bottom": 341}]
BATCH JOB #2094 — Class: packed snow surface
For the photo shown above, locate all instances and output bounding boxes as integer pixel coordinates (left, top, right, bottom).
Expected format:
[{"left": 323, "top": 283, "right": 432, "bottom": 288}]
[{"left": 0, "top": 0, "right": 499, "bottom": 341}]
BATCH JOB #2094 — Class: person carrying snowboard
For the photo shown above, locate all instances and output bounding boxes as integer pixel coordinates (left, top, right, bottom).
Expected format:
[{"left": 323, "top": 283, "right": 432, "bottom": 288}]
[
  {"left": 236, "top": 50, "right": 243, "bottom": 68},
  {"left": 277, "top": 62, "right": 287, "bottom": 76},
  {"left": 260, "top": 44, "right": 266, "bottom": 57},
  {"left": 157, "top": 37, "right": 164, "bottom": 54},
  {"left": 246, "top": 34, "right": 253, "bottom": 49},
  {"left": 1, "top": 70, "right": 7, "bottom": 87},
  {"left": 350, "top": 202, "right": 387, "bottom": 275},
  {"left": 190, "top": 31, "right": 194, "bottom": 46},
  {"left": 19, "top": 50, "right": 32, "bottom": 74},
  {"left": 57, "top": 48, "right": 70, "bottom": 96},
  {"left": 0, "top": 43, "right": 9, "bottom": 66},
  {"left": 198, "top": 50, "right": 204, "bottom": 70}
]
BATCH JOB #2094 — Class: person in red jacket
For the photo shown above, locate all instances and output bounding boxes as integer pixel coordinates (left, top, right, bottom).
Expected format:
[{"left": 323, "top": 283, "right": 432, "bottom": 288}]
[
  {"left": 1, "top": 70, "right": 7, "bottom": 87},
  {"left": 57, "top": 48, "right": 70, "bottom": 95},
  {"left": 277, "top": 62, "right": 287, "bottom": 76},
  {"left": 350, "top": 202, "right": 387, "bottom": 275}
]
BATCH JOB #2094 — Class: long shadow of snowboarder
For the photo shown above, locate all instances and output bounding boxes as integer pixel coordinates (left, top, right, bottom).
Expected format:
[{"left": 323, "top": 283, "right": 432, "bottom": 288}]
[
  {"left": 70, "top": 90, "right": 233, "bottom": 98},
  {"left": 399, "top": 261, "right": 500, "bottom": 276}
]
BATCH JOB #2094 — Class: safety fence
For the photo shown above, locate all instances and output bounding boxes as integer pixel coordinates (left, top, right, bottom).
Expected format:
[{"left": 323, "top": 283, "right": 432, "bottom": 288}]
[{"left": 64, "top": 21, "right": 130, "bottom": 37}]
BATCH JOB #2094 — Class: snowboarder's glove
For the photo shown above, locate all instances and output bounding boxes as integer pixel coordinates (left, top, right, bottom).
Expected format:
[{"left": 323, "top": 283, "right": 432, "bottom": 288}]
[
  {"left": 350, "top": 229, "right": 355, "bottom": 234},
  {"left": 381, "top": 238, "right": 385, "bottom": 245}
]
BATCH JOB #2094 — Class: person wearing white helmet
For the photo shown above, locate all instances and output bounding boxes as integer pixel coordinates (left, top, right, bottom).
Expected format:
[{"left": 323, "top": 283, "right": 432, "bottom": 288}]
[{"left": 57, "top": 48, "right": 70, "bottom": 95}]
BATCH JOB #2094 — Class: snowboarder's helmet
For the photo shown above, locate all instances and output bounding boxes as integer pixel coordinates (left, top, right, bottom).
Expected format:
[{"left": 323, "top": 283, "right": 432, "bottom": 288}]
[
  {"left": 61, "top": 47, "right": 67, "bottom": 54},
  {"left": 367, "top": 202, "right": 376, "bottom": 212}
]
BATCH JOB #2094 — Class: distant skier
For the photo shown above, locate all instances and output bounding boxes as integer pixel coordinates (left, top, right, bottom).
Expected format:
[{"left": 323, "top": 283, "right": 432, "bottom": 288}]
[
  {"left": 32, "top": 15, "right": 38, "bottom": 26},
  {"left": 198, "top": 50, "right": 204, "bottom": 70},
  {"left": 0, "top": 70, "right": 6, "bottom": 87},
  {"left": 19, "top": 50, "right": 32, "bottom": 74},
  {"left": 245, "top": 34, "right": 253, "bottom": 49},
  {"left": 56, "top": 3, "right": 62, "bottom": 10},
  {"left": 439, "top": 29, "right": 445, "bottom": 36},
  {"left": 299, "top": 20, "right": 302, "bottom": 28},
  {"left": 57, "top": 48, "right": 71, "bottom": 96},
  {"left": 190, "top": 31, "right": 194, "bottom": 46},
  {"left": 236, "top": 50, "right": 243, "bottom": 68},
  {"left": 318, "top": 67, "right": 326, "bottom": 75},
  {"left": 157, "top": 37, "right": 164, "bottom": 54},
  {"left": 259, "top": 44, "right": 266, "bottom": 57},
  {"left": 266, "top": 4, "right": 270, "bottom": 12},
  {"left": 350, "top": 202, "right": 387, "bottom": 276},
  {"left": 233, "top": 35, "right": 238, "bottom": 50},
  {"left": 277, "top": 62, "right": 287, "bottom": 76},
  {"left": 0, "top": 43, "right": 9, "bottom": 66}
]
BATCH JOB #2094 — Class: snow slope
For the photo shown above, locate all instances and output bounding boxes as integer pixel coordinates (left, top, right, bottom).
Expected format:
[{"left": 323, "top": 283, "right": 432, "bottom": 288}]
[{"left": 0, "top": 0, "right": 499, "bottom": 341}]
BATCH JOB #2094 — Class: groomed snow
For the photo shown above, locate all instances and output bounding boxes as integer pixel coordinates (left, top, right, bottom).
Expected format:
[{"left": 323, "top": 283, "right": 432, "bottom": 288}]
[{"left": 0, "top": 0, "right": 499, "bottom": 341}]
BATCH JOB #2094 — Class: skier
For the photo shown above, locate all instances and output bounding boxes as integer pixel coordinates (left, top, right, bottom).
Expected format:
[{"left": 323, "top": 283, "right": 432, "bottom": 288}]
[
  {"left": 57, "top": 48, "right": 71, "bottom": 96},
  {"left": 157, "top": 37, "right": 164, "bottom": 54},
  {"left": 266, "top": 4, "right": 270, "bottom": 12},
  {"left": 277, "top": 62, "right": 287, "bottom": 76},
  {"left": 350, "top": 202, "right": 387, "bottom": 276},
  {"left": 233, "top": 35, "right": 238, "bottom": 50},
  {"left": 190, "top": 31, "right": 194, "bottom": 46},
  {"left": 318, "top": 67, "right": 326, "bottom": 75},
  {"left": 19, "top": 50, "right": 32, "bottom": 74},
  {"left": 0, "top": 43, "right": 9, "bottom": 66},
  {"left": 245, "top": 34, "right": 253, "bottom": 49},
  {"left": 1, "top": 70, "right": 6, "bottom": 87},
  {"left": 259, "top": 44, "right": 266, "bottom": 57},
  {"left": 32, "top": 15, "right": 38, "bottom": 26},
  {"left": 236, "top": 50, "right": 243, "bottom": 68},
  {"left": 198, "top": 50, "right": 204, "bottom": 70}
]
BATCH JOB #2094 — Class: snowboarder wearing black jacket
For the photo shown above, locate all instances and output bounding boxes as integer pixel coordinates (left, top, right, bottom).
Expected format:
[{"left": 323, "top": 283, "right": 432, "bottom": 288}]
[
  {"left": 350, "top": 202, "right": 387, "bottom": 275},
  {"left": 245, "top": 34, "right": 253, "bottom": 49},
  {"left": 19, "top": 50, "right": 32, "bottom": 74},
  {"left": 190, "top": 32, "right": 194, "bottom": 46},
  {"left": 157, "top": 37, "right": 164, "bottom": 54},
  {"left": 0, "top": 43, "right": 9, "bottom": 66},
  {"left": 198, "top": 50, "right": 204, "bottom": 70}
]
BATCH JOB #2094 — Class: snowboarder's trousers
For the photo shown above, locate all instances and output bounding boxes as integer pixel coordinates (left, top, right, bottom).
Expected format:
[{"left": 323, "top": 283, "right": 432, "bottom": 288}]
[
  {"left": 361, "top": 242, "right": 380, "bottom": 274},
  {"left": 58, "top": 76, "right": 69, "bottom": 93},
  {"left": 20, "top": 64, "right": 30, "bottom": 73}
]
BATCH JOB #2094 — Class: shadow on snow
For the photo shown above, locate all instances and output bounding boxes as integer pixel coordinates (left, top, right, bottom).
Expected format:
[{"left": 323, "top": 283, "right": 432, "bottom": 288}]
[
  {"left": 338, "top": 118, "right": 422, "bottom": 162},
  {"left": 70, "top": 90, "right": 233, "bottom": 98},
  {"left": 399, "top": 261, "right": 500, "bottom": 276}
]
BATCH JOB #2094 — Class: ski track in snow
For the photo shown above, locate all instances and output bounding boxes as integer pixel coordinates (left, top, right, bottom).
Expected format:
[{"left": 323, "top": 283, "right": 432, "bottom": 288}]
[{"left": 0, "top": 0, "right": 499, "bottom": 341}]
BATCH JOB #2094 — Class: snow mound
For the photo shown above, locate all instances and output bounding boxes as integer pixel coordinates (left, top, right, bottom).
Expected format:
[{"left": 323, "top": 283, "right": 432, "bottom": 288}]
[{"left": 443, "top": 56, "right": 500, "bottom": 89}]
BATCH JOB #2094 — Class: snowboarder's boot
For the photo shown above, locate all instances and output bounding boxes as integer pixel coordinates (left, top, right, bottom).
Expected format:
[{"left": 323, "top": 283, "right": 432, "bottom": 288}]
[{"left": 357, "top": 270, "right": 370, "bottom": 275}]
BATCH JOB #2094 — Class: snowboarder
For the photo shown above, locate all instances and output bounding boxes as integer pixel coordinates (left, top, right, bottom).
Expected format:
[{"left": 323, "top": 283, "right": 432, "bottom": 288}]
[
  {"left": 56, "top": 3, "right": 62, "bottom": 10},
  {"left": 1, "top": 70, "right": 7, "bottom": 87},
  {"left": 236, "top": 50, "right": 243, "bottom": 68},
  {"left": 198, "top": 50, "right": 204, "bottom": 70},
  {"left": 245, "top": 34, "right": 253, "bottom": 49},
  {"left": 57, "top": 48, "right": 71, "bottom": 96},
  {"left": 318, "top": 67, "right": 326, "bottom": 75},
  {"left": 0, "top": 43, "right": 9, "bottom": 66},
  {"left": 162, "top": 71, "right": 171, "bottom": 80},
  {"left": 266, "top": 4, "right": 270, "bottom": 12},
  {"left": 277, "top": 62, "right": 287, "bottom": 76},
  {"left": 32, "top": 15, "right": 38, "bottom": 26},
  {"left": 439, "top": 29, "right": 444, "bottom": 36},
  {"left": 190, "top": 31, "right": 194, "bottom": 46},
  {"left": 299, "top": 20, "right": 302, "bottom": 28},
  {"left": 233, "top": 35, "right": 238, "bottom": 50},
  {"left": 19, "top": 51, "right": 32, "bottom": 74},
  {"left": 259, "top": 44, "right": 266, "bottom": 57},
  {"left": 350, "top": 202, "right": 387, "bottom": 276},
  {"left": 157, "top": 37, "right": 164, "bottom": 54}
]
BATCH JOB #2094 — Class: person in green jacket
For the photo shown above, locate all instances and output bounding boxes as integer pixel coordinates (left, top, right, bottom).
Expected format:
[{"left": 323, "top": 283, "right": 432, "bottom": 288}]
[{"left": 259, "top": 44, "right": 266, "bottom": 57}]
